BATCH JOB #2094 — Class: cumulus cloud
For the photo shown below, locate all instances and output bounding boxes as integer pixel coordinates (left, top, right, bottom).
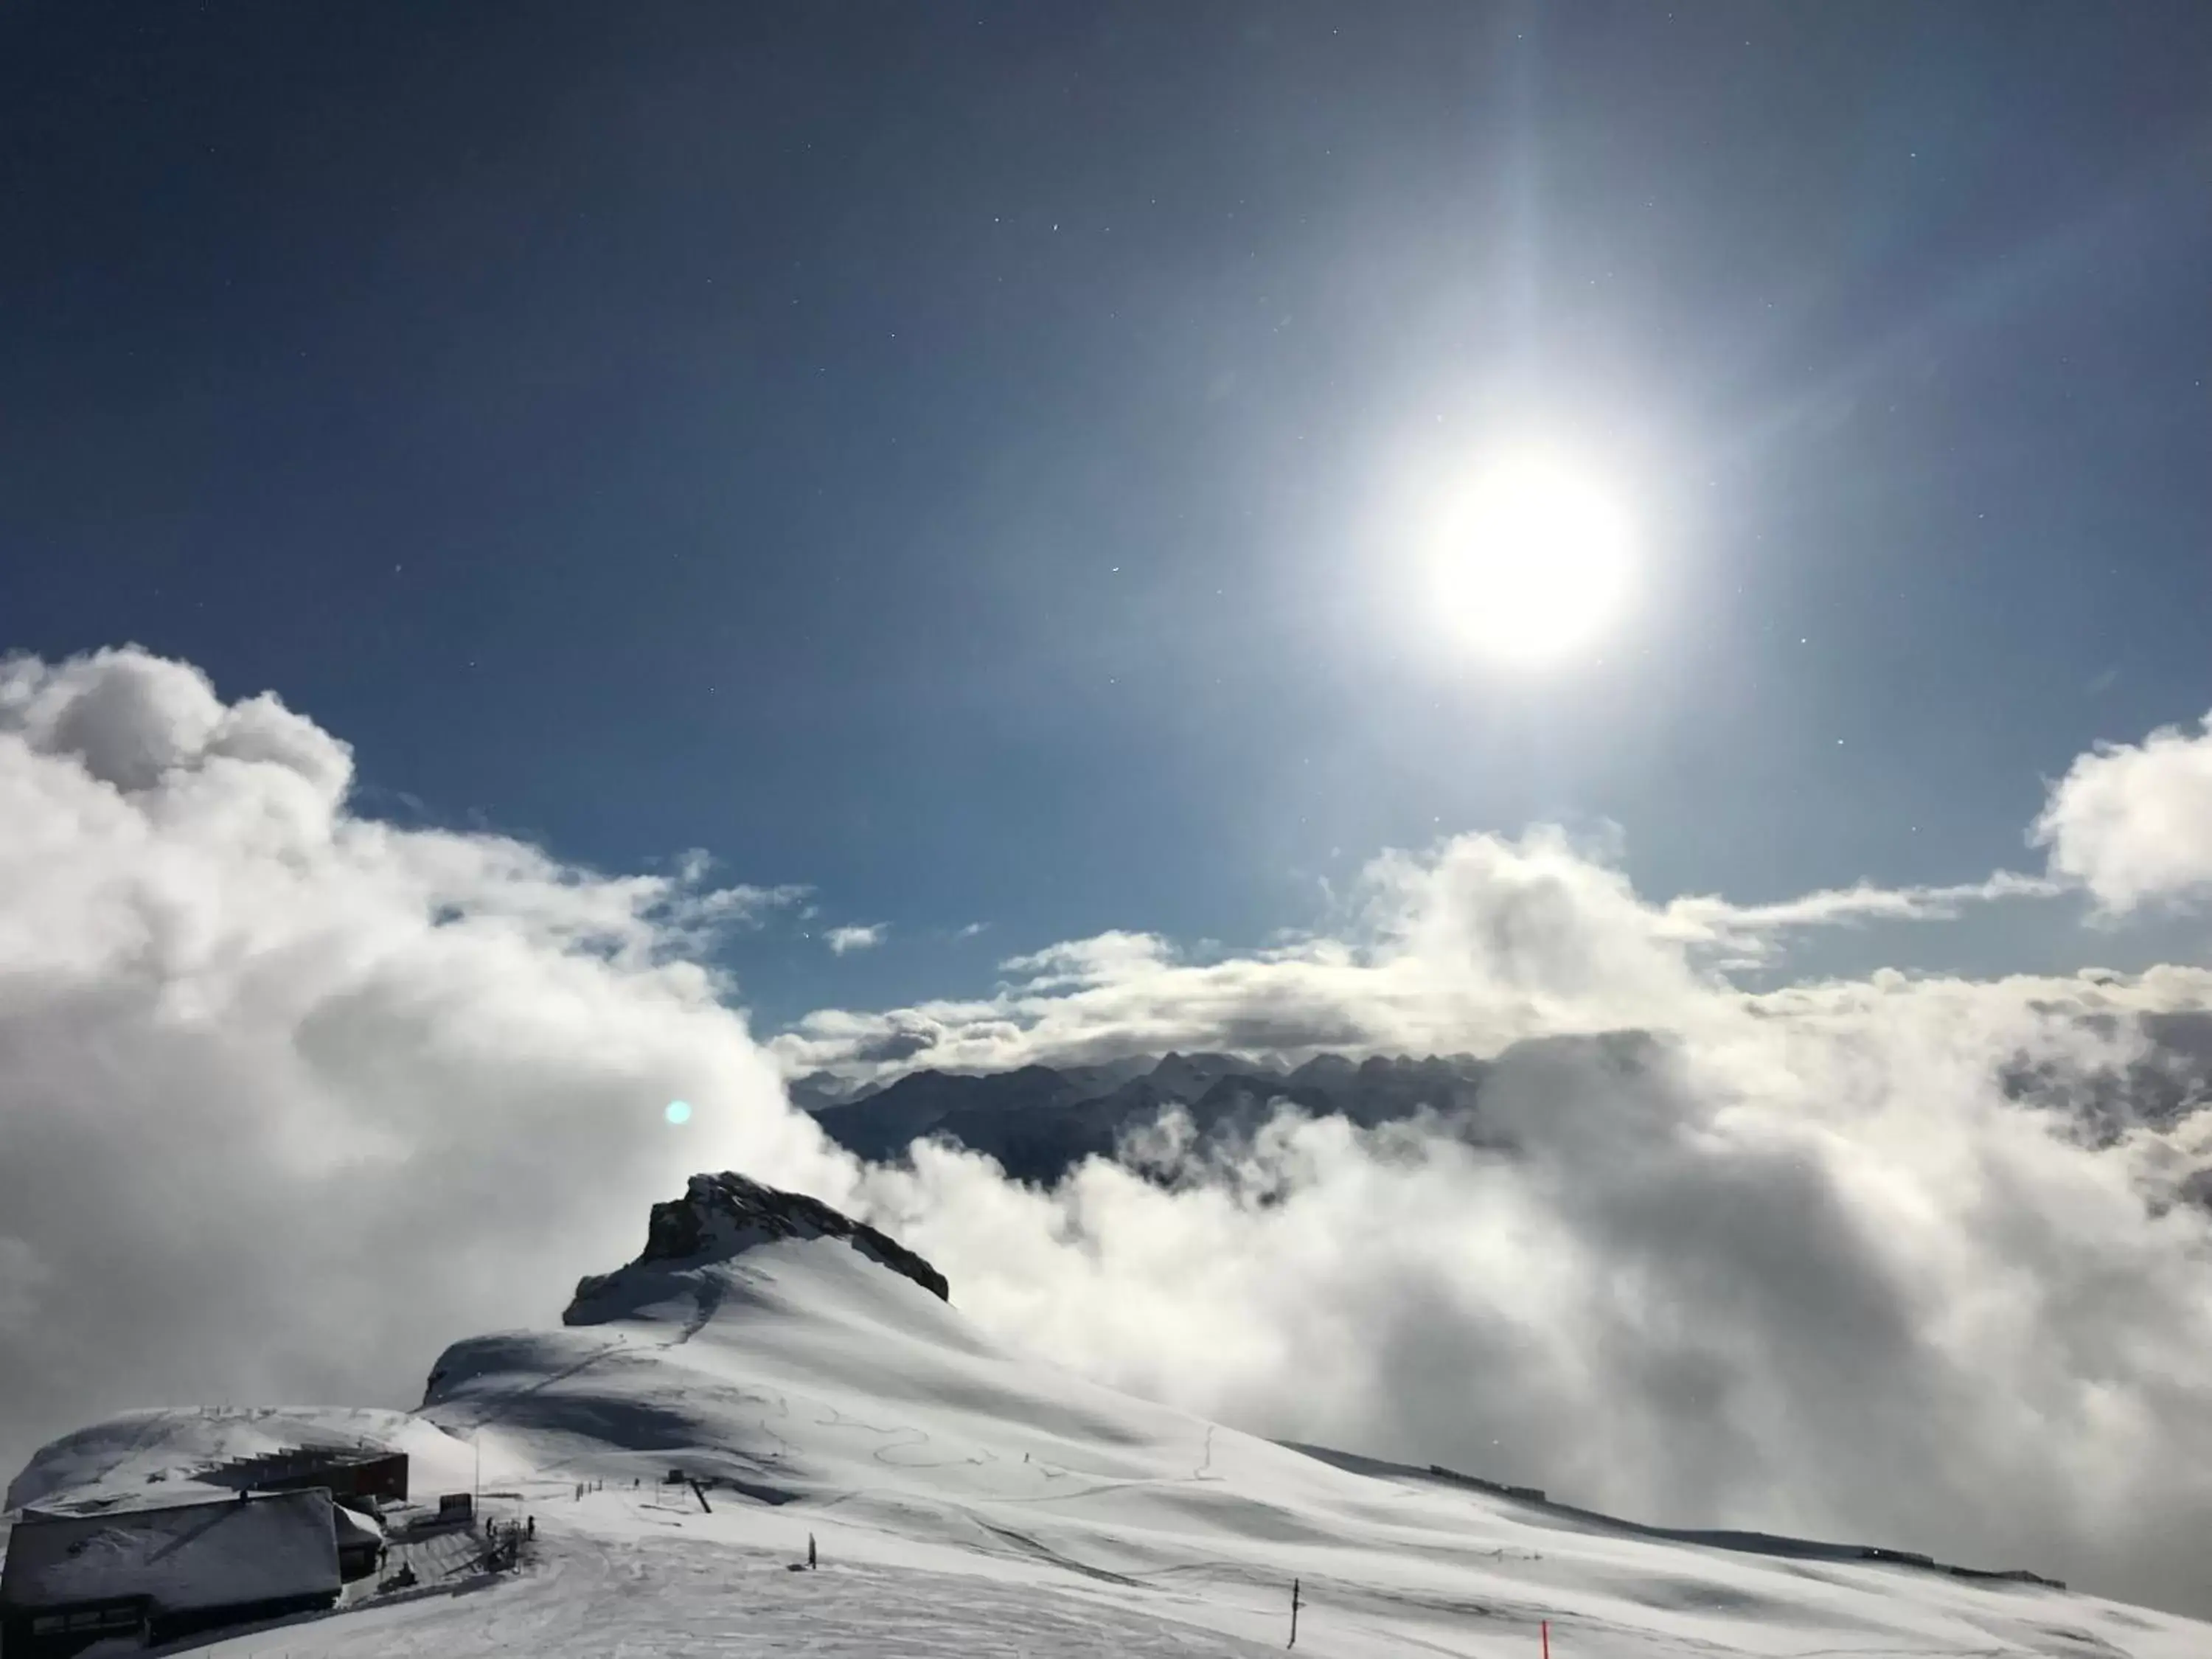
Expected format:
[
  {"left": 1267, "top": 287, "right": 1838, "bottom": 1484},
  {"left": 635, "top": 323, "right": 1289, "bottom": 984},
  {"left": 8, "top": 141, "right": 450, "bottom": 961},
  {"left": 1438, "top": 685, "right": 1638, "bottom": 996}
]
[
  {"left": 0, "top": 647, "right": 853, "bottom": 1490},
  {"left": 5, "top": 646, "right": 2212, "bottom": 1618},
  {"left": 2034, "top": 710, "right": 2212, "bottom": 912},
  {"left": 772, "top": 837, "right": 2065, "bottom": 1087},
  {"left": 773, "top": 832, "right": 1718, "bottom": 1083},
  {"left": 825, "top": 922, "right": 887, "bottom": 955}
]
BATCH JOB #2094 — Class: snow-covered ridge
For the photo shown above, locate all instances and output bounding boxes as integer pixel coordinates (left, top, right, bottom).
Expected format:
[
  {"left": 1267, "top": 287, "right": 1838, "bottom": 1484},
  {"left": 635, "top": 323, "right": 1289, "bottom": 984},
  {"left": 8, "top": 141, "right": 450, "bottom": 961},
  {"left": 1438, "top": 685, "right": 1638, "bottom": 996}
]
[{"left": 564, "top": 1170, "right": 949, "bottom": 1323}]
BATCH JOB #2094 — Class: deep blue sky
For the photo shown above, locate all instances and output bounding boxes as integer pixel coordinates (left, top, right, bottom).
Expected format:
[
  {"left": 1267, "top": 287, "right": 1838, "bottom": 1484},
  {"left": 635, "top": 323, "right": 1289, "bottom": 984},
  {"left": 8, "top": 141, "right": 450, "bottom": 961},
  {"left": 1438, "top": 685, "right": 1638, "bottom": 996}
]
[{"left": 5, "top": 2, "right": 2210, "bottom": 1027}]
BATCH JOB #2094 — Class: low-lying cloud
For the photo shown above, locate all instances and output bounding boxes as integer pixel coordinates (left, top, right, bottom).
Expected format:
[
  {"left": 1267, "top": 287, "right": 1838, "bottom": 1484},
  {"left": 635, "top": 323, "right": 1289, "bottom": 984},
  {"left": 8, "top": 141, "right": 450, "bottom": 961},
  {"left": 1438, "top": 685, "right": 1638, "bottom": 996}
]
[
  {"left": 0, "top": 647, "right": 852, "bottom": 1477},
  {"left": 3, "top": 646, "right": 2212, "bottom": 1618}
]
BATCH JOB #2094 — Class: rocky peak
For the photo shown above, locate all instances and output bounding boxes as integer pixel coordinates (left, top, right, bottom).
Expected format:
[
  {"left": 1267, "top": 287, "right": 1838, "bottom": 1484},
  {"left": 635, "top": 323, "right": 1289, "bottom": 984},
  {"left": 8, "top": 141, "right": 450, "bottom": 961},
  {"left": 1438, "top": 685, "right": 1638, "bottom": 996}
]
[{"left": 566, "top": 1172, "right": 949, "bottom": 1320}]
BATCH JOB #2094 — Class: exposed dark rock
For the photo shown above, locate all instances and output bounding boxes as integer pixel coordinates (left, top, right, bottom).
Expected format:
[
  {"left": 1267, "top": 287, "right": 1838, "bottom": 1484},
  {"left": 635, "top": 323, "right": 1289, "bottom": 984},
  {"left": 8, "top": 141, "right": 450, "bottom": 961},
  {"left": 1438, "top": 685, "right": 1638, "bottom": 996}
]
[
  {"left": 567, "top": 1172, "right": 949, "bottom": 1315},
  {"left": 2000, "top": 1007, "right": 2212, "bottom": 1147}
]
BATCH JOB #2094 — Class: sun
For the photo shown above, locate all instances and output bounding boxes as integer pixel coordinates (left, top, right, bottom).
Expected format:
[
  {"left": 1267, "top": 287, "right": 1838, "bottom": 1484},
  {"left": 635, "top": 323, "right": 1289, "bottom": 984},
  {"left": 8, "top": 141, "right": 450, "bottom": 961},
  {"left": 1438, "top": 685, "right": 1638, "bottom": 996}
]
[{"left": 1428, "top": 448, "right": 1636, "bottom": 667}]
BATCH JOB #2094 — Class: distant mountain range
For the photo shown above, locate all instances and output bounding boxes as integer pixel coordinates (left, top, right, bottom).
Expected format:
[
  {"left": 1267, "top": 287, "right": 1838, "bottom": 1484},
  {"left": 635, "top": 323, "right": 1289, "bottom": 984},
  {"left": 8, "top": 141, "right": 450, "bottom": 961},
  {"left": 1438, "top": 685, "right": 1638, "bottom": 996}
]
[
  {"left": 797, "top": 1012, "right": 2212, "bottom": 1191},
  {"left": 793, "top": 1048, "right": 1506, "bottom": 1183}
]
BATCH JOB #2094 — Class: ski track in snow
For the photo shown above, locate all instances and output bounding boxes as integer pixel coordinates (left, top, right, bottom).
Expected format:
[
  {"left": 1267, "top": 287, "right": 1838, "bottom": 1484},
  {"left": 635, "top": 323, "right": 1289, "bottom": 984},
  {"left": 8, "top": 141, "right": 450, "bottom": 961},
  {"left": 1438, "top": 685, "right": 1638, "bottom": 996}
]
[{"left": 198, "top": 1531, "right": 1293, "bottom": 1659}]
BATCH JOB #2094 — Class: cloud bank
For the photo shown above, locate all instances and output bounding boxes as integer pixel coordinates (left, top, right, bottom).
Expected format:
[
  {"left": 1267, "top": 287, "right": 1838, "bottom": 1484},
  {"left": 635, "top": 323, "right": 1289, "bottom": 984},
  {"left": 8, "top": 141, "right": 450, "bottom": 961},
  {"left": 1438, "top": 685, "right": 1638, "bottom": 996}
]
[
  {"left": 0, "top": 647, "right": 852, "bottom": 1480},
  {"left": 4, "top": 647, "right": 2212, "bottom": 1618},
  {"left": 773, "top": 842, "right": 2070, "bottom": 1088}
]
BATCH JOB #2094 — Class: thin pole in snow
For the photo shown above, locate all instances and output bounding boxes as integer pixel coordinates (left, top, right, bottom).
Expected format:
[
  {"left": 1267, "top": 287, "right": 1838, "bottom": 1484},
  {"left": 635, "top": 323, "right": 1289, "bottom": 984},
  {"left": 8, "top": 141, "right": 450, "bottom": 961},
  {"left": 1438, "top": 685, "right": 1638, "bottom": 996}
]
[
  {"left": 1542, "top": 1617, "right": 1551, "bottom": 1659},
  {"left": 1287, "top": 1576, "right": 1301, "bottom": 1649}
]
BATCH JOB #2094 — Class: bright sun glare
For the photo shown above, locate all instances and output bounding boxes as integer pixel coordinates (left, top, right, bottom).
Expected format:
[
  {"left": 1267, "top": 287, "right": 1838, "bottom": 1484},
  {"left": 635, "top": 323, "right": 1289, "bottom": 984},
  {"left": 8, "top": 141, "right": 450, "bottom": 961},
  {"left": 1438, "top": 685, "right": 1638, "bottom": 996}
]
[{"left": 1430, "top": 448, "right": 1636, "bottom": 668}]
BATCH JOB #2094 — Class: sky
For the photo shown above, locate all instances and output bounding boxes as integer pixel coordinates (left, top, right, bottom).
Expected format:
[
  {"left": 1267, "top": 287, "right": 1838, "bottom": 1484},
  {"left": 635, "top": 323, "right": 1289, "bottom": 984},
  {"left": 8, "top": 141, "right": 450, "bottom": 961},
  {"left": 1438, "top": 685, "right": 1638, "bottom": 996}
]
[
  {"left": 7, "top": 0, "right": 2212, "bottom": 1621},
  {"left": 5, "top": 2, "right": 2212, "bottom": 1025}
]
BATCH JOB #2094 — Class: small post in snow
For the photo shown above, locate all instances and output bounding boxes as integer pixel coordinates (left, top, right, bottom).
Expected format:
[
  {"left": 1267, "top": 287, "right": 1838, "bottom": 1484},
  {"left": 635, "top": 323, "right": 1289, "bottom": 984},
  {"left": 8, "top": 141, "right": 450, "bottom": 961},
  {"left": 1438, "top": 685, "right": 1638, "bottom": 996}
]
[
  {"left": 1542, "top": 1617, "right": 1551, "bottom": 1659},
  {"left": 808, "top": 1533, "right": 818, "bottom": 1571},
  {"left": 1287, "top": 1576, "right": 1301, "bottom": 1649}
]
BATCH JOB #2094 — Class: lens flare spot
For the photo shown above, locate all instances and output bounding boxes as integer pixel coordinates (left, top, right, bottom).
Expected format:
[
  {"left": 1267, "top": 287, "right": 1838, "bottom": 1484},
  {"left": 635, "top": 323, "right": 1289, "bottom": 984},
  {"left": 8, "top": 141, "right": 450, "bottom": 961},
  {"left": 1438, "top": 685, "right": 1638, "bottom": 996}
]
[{"left": 664, "top": 1100, "right": 693, "bottom": 1126}]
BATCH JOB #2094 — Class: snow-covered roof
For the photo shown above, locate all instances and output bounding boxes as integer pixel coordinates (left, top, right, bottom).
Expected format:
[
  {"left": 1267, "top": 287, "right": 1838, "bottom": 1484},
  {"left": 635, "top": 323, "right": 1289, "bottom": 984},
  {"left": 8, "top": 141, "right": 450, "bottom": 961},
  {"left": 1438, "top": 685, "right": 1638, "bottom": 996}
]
[
  {"left": 0, "top": 1489, "right": 340, "bottom": 1614},
  {"left": 7, "top": 1405, "right": 474, "bottom": 1517},
  {"left": 330, "top": 1503, "right": 383, "bottom": 1546}
]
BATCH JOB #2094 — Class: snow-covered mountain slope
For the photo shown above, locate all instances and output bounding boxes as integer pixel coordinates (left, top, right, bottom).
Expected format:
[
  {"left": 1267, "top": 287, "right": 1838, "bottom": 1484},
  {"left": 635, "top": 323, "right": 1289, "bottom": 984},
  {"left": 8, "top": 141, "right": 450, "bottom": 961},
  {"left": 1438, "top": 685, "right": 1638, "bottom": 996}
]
[
  {"left": 10, "top": 1173, "right": 2209, "bottom": 1658},
  {"left": 6, "top": 1405, "right": 476, "bottom": 1515}
]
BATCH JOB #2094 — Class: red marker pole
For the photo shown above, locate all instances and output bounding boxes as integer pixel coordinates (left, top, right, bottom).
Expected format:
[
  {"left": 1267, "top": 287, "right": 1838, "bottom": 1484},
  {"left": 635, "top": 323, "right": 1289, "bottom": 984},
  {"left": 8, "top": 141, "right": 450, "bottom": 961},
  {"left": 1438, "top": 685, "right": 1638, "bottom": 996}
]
[{"left": 1541, "top": 1618, "right": 1551, "bottom": 1659}]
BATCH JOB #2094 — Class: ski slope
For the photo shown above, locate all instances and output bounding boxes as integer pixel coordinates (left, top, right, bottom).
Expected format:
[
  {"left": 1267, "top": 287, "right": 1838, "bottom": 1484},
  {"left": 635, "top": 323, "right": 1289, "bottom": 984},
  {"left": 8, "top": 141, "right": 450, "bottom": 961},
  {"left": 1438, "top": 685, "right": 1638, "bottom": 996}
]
[{"left": 9, "top": 1180, "right": 2207, "bottom": 1658}]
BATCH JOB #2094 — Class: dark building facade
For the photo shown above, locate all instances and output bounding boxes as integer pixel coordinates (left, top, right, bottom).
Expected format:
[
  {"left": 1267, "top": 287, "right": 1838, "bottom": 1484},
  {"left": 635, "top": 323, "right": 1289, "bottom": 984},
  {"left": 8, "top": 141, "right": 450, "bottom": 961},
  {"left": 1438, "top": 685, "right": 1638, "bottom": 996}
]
[
  {"left": 0, "top": 1489, "right": 343, "bottom": 1659},
  {"left": 201, "top": 1447, "right": 409, "bottom": 1509}
]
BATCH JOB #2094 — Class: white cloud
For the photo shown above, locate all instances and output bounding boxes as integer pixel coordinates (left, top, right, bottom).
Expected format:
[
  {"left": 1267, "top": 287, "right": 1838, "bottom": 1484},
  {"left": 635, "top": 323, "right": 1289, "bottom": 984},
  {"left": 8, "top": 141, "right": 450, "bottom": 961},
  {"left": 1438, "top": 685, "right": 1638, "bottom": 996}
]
[
  {"left": 774, "top": 835, "right": 2063, "bottom": 1085},
  {"left": 698, "top": 883, "right": 810, "bottom": 919},
  {"left": 667, "top": 852, "right": 810, "bottom": 930},
  {"left": 956, "top": 921, "right": 989, "bottom": 939},
  {"left": 826, "top": 923, "right": 888, "bottom": 956},
  {"left": 1668, "top": 869, "right": 2061, "bottom": 943},
  {"left": 0, "top": 647, "right": 854, "bottom": 1491},
  {"left": 4, "top": 647, "right": 2212, "bottom": 1615},
  {"left": 2034, "top": 711, "right": 2212, "bottom": 913}
]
